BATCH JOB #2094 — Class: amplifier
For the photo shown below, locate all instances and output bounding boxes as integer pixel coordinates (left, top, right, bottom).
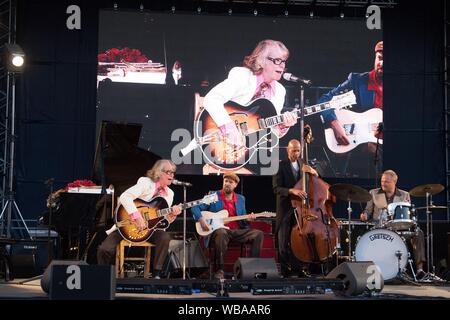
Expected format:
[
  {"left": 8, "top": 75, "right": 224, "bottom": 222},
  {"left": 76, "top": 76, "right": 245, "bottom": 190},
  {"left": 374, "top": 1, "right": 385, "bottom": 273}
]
[
  {"left": 116, "top": 278, "right": 193, "bottom": 295},
  {"left": 9, "top": 239, "right": 58, "bottom": 278},
  {"left": 247, "top": 278, "right": 345, "bottom": 295}
]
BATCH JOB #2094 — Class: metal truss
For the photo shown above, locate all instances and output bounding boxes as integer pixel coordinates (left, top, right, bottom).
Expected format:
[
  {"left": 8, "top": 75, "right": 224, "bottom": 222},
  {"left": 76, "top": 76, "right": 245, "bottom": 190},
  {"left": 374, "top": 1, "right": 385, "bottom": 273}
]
[
  {"left": 445, "top": 0, "right": 450, "bottom": 220},
  {"left": 204, "top": 0, "right": 397, "bottom": 8},
  {"left": 0, "top": 0, "right": 12, "bottom": 214}
]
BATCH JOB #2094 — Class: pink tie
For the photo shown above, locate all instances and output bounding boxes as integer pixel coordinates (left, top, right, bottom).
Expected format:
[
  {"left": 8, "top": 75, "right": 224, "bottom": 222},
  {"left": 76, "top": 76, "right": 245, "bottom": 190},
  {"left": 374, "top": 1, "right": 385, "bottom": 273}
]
[{"left": 252, "top": 82, "right": 269, "bottom": 100}]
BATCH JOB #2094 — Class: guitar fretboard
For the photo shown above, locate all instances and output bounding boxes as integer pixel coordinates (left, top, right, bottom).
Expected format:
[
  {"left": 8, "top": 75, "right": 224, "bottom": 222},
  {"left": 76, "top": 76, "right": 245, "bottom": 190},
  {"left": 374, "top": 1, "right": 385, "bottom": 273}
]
[
  {"left": 157, "top": 199, "right": 208, "bottom": 217},
  {"left": 263, "top": 102, "right": 330, "bottom": 127}
]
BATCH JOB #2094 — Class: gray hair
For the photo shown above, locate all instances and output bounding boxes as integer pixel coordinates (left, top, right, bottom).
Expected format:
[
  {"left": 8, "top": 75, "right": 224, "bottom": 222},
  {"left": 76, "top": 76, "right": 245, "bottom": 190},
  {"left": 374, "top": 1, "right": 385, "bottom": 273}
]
[{"left": 146, "top": 159, "right": 176, "bottom": 181}]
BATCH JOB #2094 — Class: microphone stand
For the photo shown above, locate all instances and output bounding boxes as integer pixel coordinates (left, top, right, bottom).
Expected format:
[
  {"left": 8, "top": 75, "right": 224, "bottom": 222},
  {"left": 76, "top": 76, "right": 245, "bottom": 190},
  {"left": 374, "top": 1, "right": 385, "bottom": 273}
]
[
  {"left": 46, "top": 179, "right": 55, "bottom": 266},
  {"left": 373, "top": 126, "right": 382, "bottom": 188},
  {"left": 182, "top": 184, "right": 189, "bottom": 280},
  {"left": 298, "top": 84, "right": 305, "bottom": 161}
]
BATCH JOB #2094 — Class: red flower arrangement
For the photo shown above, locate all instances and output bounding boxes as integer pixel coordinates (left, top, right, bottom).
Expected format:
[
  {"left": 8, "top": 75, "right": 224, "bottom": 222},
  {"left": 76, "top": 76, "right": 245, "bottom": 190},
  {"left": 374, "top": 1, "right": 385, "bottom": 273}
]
[
  {"left": 65, "top": 179, "right": 97, "bottom": 190},
  {"left": 98, "top": 47, "right": 149, "bottom": 74}
]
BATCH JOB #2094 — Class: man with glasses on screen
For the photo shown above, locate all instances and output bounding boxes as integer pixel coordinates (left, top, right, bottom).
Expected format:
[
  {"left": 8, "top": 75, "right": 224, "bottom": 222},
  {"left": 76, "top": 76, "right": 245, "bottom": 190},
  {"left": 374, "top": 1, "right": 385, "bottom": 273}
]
[
  {"left": 97, "top": 159, "right": 182, "bottom": 279},
  {"left": 318, "top": 41, "right": 383, "bottom": 177},
  {"left": 202, "top": 39, "right": 297, "bottom": 159}
]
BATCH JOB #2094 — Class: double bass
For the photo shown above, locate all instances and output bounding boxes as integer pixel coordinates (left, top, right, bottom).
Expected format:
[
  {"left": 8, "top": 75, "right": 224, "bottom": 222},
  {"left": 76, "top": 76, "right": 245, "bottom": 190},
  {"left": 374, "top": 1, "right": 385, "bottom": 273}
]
[{"left": 290, "top": 126, "right": 339, "bottom": 263}]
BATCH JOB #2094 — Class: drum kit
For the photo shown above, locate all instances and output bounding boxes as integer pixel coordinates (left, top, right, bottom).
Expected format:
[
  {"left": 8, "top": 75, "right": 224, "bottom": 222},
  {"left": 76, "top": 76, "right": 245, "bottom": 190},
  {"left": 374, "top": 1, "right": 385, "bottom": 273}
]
[{"left": 329, "top": 183, "right": 447, "bottom": 283}]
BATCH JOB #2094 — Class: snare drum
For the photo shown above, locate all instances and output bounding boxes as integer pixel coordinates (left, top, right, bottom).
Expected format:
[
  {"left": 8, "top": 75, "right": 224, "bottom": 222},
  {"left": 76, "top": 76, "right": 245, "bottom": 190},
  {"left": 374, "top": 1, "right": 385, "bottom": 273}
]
[
  {"left": 355, "top": 229, "right": 408, "bottom": 281},
  {"left": 384, "top": 202, "right": 416, "bottom": 231}
]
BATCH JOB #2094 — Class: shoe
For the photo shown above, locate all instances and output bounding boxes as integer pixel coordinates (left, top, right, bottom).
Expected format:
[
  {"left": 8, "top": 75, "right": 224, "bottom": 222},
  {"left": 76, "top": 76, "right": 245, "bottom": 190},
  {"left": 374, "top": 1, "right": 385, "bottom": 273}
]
[
  {"left": 153, "top": 270, "right": 161, "bottom": 279},
  {"left": 298, "top": 269, "right": 312, "bottom": 278},
  {"left": 214, "top": 269, "right": 225, "bottom": 280}
]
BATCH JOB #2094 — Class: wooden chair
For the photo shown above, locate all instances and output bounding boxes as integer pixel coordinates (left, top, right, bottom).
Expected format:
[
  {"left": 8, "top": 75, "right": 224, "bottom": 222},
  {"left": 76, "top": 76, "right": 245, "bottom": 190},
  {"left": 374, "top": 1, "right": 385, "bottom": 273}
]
[{"left": 115, "top": 240, "right": 154, "bottom": 278}]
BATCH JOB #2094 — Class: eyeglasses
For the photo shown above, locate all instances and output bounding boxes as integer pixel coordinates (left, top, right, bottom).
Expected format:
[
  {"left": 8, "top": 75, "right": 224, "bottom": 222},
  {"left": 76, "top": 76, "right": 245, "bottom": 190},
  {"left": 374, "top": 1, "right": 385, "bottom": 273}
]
[
  {"left": 267, "top": 57, "right": 287, "bottom": 65},
  {"left": 162, "top": 170, "right": 176, "bottom": 176}
]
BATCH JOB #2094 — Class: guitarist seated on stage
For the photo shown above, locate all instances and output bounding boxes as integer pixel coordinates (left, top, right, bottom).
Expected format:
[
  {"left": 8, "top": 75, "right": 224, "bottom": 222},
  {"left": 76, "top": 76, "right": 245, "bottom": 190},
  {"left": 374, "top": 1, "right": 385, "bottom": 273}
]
[
  {"left": 97, "top": 159, "right": 181, "bottom": 279},
  {"left": 190, "top": 173, "right": 263, "bottom": 280}
]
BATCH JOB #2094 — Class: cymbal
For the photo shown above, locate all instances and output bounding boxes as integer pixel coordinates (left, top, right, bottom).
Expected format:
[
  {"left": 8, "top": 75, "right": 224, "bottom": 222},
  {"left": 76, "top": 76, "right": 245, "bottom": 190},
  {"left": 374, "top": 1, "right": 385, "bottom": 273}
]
[
  {"left": 409, "top": 184, "right": 444, "bottom": 197},
  {"left": 329, "top": 183, "right": 372, "bottom": 203},
  {"left": 414, "top": 205, "right": 447, "bottom": 211}
]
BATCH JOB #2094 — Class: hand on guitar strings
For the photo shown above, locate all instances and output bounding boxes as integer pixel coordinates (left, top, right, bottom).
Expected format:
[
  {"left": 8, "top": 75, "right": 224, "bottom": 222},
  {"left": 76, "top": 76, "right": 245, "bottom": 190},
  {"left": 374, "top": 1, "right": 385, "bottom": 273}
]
[
  {"left": 330, "top": 120, "right": 350, "bottom": 145},
  {"left": 131, "top": 214, "right": 148, "bottom": 232},
  {"left": 199, "top": 217, "right": 211, "bottom": 232},
  {"left": 219, "top": 121, "right": 245, "bottom": 148}
]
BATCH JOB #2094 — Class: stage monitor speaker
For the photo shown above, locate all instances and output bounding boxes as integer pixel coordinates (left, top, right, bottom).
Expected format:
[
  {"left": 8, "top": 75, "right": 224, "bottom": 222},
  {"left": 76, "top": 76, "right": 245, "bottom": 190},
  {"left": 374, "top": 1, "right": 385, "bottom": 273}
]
[
  {"left": 164, "top": 239, "right": 208, "bottom": 277},
  {"left": 326, "top": 261, "right": 384, "bottom": 296},
  {"left": 41, "top": 260, "right": 114, "bottom": 299},
  {"left": 41, "top": 260, "right": 88, "bottom": 293},
  {"left": 9, "top": 239, "right": 56, "bottom": 278},
  {"left": 233, "top": 258, "right": 279, "bottom": 280}
]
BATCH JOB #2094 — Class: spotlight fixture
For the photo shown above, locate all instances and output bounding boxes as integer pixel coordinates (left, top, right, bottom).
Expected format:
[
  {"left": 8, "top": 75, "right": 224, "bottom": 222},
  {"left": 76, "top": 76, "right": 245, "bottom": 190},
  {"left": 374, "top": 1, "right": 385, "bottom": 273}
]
[{"left": 3, "top": 43, "right": 25, "bottom": 73}]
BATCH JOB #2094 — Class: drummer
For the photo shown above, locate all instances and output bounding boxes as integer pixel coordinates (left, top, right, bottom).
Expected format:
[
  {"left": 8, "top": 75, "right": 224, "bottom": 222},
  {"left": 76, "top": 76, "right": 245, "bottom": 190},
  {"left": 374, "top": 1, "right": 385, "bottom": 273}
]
[{"left": 360, "top": 169, "right": 426, "bottom": 279}]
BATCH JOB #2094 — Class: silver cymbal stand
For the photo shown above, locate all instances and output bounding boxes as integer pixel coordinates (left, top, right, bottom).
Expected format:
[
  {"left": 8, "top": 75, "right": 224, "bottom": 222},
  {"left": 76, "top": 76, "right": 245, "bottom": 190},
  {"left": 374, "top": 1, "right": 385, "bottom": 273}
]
[
  {"left": 422, "top": 192, "right": 444, "bottom": 282},
  {"left": 346, "top": 198, "right": 353, "bottom": 260}
]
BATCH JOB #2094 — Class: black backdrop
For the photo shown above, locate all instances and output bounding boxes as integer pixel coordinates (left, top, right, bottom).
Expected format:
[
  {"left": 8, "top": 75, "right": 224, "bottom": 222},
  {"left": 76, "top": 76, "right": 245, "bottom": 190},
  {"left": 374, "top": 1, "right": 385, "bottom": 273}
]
[{"left": 13, "top": 1, "right": 447, "bottom": 230}]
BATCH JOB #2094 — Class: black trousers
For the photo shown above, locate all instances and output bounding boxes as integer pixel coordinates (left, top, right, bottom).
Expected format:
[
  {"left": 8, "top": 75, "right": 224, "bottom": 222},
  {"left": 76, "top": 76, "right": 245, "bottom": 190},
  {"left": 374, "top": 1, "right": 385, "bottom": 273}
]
[
  {"left": 211, "top": 228, "right": 264, "bottom": 270},
  {"left": 96, "top": 230, "right": 171, "bottom": 271}
]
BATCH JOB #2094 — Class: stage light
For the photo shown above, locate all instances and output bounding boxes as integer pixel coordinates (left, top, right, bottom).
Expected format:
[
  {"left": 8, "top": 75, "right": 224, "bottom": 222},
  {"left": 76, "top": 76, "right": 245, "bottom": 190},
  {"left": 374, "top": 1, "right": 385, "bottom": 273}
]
[
  {"left": 340, "top": 11, "right": 345, "bottom": 19},
  {"left": 310, "top": 10, "right": 314, "bottom": 18},
  {"left": 253, "top": 9, "right": 258, "bottom": 16},
  {"left": 3, "top": 43, "right": 25, "bottom": 73}
]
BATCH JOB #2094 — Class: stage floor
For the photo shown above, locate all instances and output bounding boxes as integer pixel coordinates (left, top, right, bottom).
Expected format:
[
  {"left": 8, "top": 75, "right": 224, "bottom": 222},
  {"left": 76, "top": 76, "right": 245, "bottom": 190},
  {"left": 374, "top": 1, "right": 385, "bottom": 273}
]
[{"left": 1, "top": 278, "right": 449, "bottom": 300}]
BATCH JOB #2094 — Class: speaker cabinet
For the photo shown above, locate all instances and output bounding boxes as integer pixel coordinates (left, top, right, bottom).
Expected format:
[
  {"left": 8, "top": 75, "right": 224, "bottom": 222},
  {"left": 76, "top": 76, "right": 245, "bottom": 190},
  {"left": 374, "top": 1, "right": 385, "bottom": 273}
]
[
  {"left": 41, "top": 260, "right": 114, "bottom": 300},
  {"left": 233, "top": 258, "right": 279, "bottom": 280},
  {"left": 326, "top": 261, "right": 384, "bottom": 296},
  {"left": 41, "top": 260, "right": 88, "bottom": 293},
  {"left": 163, "top": 239, "right": 208, "bottom": 277}
]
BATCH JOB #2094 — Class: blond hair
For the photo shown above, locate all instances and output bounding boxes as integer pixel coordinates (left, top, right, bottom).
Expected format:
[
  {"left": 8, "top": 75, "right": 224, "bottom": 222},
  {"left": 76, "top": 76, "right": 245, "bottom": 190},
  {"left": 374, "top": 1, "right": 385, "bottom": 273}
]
[
  {"left": 146, "top": 159, "right": 176, "bottom": 182},
  {"left": 243, "top": 39, "right": 289, "bottom": 74},
  {"left": 382, "top": 169, "right": 398, "bottom": 183}
]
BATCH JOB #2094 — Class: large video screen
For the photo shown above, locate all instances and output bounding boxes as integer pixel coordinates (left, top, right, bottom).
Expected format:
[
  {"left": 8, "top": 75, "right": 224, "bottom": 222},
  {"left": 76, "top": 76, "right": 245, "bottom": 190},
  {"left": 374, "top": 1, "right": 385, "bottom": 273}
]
[{"left": 97, "top": 10, "right": 382, "bottom": 178}]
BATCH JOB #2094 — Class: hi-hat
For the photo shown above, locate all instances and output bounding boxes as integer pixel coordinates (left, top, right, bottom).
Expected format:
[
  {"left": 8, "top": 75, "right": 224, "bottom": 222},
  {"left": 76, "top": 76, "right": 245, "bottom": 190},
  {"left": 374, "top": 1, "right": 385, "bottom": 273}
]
[
  {"left": 409, "top": 184, "right": 444, "bottom": 197},
  {"left": 329, "top": 183, "right": 371, "bottom": 203}
]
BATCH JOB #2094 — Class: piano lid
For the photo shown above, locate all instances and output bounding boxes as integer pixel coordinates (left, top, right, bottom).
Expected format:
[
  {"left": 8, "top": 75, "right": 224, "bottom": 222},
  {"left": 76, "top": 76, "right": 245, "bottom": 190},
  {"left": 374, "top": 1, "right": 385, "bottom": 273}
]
[{"left": 92, "top": 121, "right": 161, "bottom": 196}]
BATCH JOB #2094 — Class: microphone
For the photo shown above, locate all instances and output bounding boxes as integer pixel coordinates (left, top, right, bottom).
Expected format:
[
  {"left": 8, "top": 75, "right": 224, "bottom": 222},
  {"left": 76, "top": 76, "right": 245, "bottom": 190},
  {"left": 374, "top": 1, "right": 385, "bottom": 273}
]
[
  {"left": 172, "top": 179, "right": 193, "bottom": 187},
  {"left": 283, "top": 73, "right": 312, "bottom": 86}
]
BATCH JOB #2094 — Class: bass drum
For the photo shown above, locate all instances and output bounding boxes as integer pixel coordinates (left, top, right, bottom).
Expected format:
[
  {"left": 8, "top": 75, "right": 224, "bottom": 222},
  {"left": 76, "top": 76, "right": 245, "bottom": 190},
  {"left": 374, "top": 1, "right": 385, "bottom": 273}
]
[{"left": 354, "top": 229, "right": 408, "bottom": 281}]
